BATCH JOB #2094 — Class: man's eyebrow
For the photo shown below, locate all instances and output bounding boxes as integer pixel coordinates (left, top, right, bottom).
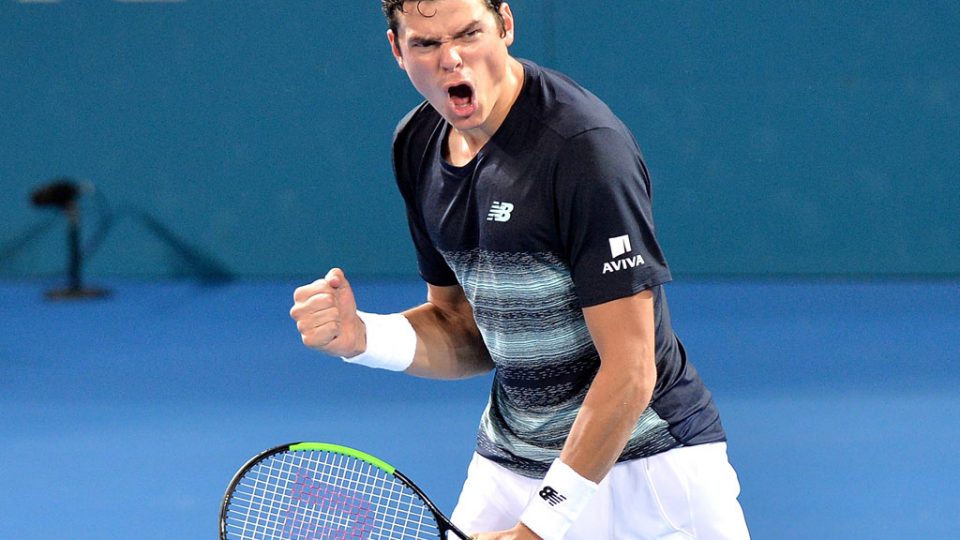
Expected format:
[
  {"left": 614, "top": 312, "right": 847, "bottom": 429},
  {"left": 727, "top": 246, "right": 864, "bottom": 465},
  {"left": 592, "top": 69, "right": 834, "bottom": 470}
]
[
  {"left": 451, "top": 20, "right": 482, "bottom": 39},
  {"left": 407, "top": 34, "right": 440, "bottom": 46},
  {"left": 406, "top": 20, "right": 482, "bottom": 44}
]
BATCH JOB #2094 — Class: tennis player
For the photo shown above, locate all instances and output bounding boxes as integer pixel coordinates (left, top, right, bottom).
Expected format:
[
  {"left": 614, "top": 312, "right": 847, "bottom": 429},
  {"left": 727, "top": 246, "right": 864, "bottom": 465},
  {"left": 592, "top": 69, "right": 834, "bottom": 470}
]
[{"left": 290, "top": 1, "right": 750, "bottom": 538}]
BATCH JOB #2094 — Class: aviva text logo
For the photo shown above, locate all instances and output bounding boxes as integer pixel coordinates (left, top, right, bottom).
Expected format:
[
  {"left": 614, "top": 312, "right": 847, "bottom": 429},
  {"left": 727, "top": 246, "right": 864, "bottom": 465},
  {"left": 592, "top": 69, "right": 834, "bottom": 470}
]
[
  {"left": 603, "top": 234, "right": 645, "bottom": 274},
  {"left": 486, "top": 201, "right": 514, "bottom": 222}
]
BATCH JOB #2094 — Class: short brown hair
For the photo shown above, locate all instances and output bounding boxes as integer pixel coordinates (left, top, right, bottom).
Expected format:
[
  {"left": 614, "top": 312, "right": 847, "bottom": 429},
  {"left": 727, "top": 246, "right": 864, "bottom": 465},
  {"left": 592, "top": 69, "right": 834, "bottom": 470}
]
[{"left": 381, "top": 0, "right": 506, "bottom": 37}]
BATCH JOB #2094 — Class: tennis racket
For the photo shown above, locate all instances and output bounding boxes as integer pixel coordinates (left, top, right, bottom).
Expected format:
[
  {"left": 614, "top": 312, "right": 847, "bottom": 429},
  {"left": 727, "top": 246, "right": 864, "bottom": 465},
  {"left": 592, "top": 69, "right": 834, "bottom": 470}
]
[{"left": 220, "top": 442, "right": 472, "bottom": 540}]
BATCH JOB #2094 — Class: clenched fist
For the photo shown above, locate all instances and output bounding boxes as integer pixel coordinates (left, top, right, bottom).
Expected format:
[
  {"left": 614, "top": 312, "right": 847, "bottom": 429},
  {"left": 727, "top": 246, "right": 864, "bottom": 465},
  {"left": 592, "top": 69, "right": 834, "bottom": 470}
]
[{"left": 290, "top": 268, "right": 366, "bottom": 358}]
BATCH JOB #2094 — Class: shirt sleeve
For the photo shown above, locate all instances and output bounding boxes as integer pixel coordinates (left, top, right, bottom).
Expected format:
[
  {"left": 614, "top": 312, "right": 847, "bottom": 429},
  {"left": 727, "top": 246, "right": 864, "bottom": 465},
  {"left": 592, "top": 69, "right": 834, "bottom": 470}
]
[
  {"left": 392, "top": 109, "right": 459, "bottom": 287},
  {"left": 554, "top": 127, "right": 672, "bottom": 307}
]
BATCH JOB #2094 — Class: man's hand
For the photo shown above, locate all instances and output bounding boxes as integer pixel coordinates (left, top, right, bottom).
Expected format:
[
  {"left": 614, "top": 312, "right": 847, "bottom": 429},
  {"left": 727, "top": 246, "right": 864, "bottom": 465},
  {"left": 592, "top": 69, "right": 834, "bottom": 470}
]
[
  {"left": 290, "top": 268, "right": 365, "bottom": 357},
  {"left": 471, "top": 522, "right": 541, "bottom": 540}
]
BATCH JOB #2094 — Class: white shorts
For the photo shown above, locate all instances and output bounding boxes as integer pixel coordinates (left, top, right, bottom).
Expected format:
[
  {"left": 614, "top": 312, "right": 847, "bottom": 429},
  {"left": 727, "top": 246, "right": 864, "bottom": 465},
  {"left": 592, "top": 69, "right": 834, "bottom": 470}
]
[{"left": 449, "top": 443, "right": 750, "bottom": 539}]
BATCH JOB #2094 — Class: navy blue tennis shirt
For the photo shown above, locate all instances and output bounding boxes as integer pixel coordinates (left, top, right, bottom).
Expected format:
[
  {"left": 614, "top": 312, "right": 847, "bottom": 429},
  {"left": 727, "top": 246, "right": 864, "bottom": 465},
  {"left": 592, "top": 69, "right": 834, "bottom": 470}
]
[{"left": 392, "top": 59, "right": 724, "bottom": 477}]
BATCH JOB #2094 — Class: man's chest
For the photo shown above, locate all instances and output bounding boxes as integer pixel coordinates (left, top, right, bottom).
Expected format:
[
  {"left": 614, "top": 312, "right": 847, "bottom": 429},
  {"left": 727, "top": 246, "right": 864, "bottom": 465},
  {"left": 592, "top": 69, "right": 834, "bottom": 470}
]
[{"left": 418, "top": 154, "right": 563, "bottom": 255}]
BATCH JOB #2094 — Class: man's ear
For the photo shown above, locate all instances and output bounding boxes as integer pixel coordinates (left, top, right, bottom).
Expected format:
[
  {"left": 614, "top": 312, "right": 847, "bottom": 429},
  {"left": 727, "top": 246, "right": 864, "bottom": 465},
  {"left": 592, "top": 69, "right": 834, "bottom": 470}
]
[
  {"left": 387, "top": 29, "right": 405, "bottom": 70},
  {"left": 500, "top": 2, "right": 516, "bottom": 46}
]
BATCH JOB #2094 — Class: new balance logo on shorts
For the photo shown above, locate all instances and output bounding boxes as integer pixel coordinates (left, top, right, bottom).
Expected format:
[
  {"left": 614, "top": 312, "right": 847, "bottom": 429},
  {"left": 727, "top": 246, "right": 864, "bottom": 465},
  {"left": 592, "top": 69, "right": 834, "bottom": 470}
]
[
  {"left": 486, "top": 201, "right": 514, "bottom": 222},
  {"left": 539, "top": 486, "right": 567, "bottom": 506}
]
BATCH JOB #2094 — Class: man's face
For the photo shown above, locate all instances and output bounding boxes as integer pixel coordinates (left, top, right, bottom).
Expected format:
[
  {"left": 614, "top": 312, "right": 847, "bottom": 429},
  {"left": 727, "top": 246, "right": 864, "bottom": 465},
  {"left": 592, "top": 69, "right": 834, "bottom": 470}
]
[{"left": 388, "top": 0, "right": 515, "bottom": 134}]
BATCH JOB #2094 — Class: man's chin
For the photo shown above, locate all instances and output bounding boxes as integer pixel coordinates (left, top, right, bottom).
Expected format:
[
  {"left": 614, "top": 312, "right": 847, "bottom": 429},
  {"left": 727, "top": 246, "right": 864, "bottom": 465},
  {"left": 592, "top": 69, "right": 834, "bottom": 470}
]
[
  {"left": 444, "top": 104, "right": 480, "bottom": 124},
  {"left": 445, "top": 114, "right": 484, "bottom": 134}
]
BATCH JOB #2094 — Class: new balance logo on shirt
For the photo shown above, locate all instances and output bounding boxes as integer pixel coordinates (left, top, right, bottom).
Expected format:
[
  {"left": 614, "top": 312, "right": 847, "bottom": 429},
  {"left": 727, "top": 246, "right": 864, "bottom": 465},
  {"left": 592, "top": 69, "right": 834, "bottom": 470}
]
[
  {"left": 603, "top": 234, "right": 645, "bottom": 274},
  {"left": 487, "top": 201, "right": 514, "bottom": 222}
]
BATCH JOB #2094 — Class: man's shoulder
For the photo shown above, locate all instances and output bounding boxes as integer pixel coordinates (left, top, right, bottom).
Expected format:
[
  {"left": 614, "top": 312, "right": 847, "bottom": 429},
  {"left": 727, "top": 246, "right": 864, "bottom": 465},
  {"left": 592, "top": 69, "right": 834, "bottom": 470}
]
[
  {"left": 521, "top": 60, "right": 630, "bottom": 142},
  {"left": 393, "top": 101, "right": 442, "bottom": 147}
]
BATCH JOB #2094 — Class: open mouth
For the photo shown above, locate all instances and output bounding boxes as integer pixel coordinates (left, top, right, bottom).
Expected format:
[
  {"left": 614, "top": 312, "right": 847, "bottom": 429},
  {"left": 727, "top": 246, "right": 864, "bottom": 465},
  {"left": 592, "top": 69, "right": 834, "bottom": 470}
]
[{"left": 447, "top": 84, "right": 476, "bottom": 114}]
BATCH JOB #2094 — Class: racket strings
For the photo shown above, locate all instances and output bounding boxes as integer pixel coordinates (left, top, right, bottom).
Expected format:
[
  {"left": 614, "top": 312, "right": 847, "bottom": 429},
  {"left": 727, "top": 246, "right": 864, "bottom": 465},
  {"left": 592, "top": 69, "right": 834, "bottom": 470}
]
[{"left": 224, "top": 450, "right": 442, "bottom": 539}]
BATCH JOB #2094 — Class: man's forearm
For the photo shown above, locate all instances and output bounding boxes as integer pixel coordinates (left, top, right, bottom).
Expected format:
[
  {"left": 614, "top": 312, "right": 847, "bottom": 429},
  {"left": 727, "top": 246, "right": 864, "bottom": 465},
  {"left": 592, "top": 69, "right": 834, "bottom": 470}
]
[
  {"left": 518, "top": 341, "right": 655, "bottom": 540},
  {"left": 559, "top": 358, "right": 655, "bottom": 481},
  {"left": 562, "top": 290, "right": 659, "bottom": 481},
  {"left": 402, "top": 301, "right": 494, "bottom": 379}
]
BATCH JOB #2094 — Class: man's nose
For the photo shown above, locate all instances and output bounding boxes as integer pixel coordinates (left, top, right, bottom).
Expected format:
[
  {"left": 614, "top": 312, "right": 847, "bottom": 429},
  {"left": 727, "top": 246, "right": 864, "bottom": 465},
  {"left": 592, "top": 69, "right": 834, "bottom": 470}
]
[{"left": 440, "top": 43, "right": 463, "bottom": 71}]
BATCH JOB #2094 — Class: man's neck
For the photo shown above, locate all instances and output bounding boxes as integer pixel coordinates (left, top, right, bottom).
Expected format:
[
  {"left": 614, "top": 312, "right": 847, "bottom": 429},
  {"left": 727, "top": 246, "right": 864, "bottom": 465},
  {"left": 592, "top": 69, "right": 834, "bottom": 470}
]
[{"left": 445, "top": 57, "right": 525, "bottom": 166}]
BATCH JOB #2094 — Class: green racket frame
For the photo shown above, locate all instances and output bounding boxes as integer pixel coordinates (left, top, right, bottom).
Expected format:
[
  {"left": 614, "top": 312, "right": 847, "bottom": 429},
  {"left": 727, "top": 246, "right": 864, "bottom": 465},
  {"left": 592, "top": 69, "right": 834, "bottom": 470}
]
[{"left": 219, "top": 441, "right": 472, "bottom": 540}]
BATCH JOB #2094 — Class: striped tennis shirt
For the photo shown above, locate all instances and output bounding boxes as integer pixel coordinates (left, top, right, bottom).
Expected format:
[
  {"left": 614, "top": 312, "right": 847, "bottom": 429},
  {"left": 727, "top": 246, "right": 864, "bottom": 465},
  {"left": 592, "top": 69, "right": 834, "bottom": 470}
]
[{"left": 392, "top": 60, "right": 725, "bottom": 478}]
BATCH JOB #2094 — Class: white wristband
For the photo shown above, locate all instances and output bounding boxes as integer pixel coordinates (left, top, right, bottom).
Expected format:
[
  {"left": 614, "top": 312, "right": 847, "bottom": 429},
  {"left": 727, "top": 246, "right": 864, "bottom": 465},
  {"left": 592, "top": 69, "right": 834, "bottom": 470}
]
[
  {"left": 341, "top": 311, "right": 416, "bottom": 372},
  {"left": 519, "top": 459, "right": 599, "bottom": 540}
]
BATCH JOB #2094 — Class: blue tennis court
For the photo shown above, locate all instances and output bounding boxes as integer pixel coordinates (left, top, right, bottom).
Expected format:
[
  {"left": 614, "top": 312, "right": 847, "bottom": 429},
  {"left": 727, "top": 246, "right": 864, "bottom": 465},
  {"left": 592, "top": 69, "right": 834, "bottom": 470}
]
[{"left": 2, "top": 278, "right": 957, "bottom": 539}]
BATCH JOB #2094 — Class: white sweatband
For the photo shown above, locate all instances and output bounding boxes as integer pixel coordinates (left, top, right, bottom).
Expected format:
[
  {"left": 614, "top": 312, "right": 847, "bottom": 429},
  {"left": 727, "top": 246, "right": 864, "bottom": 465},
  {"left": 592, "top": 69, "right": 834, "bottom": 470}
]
[
  {"left": 519, "top": 459, "right": 599, "bottom": 540},
  {"left": 341, "top": 311, "right": 416, "bottom": 372}
]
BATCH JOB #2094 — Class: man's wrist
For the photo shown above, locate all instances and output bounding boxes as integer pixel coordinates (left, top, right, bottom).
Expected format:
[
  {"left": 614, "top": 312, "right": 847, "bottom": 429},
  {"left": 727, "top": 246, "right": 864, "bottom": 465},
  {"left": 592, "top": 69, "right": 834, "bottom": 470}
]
[
  {"left": 341, "top": 311, "right": 416, "bottom": 371},
  {"left": 519, "top": 459, "right": 599, "bottom": 540}
]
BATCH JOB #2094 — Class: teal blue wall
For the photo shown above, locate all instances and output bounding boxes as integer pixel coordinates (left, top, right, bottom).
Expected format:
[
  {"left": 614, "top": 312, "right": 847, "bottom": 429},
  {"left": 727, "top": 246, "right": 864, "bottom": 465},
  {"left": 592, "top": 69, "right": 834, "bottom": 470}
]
[{"left": 2, "top": 1, "right": 957, "bottom": 279}]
